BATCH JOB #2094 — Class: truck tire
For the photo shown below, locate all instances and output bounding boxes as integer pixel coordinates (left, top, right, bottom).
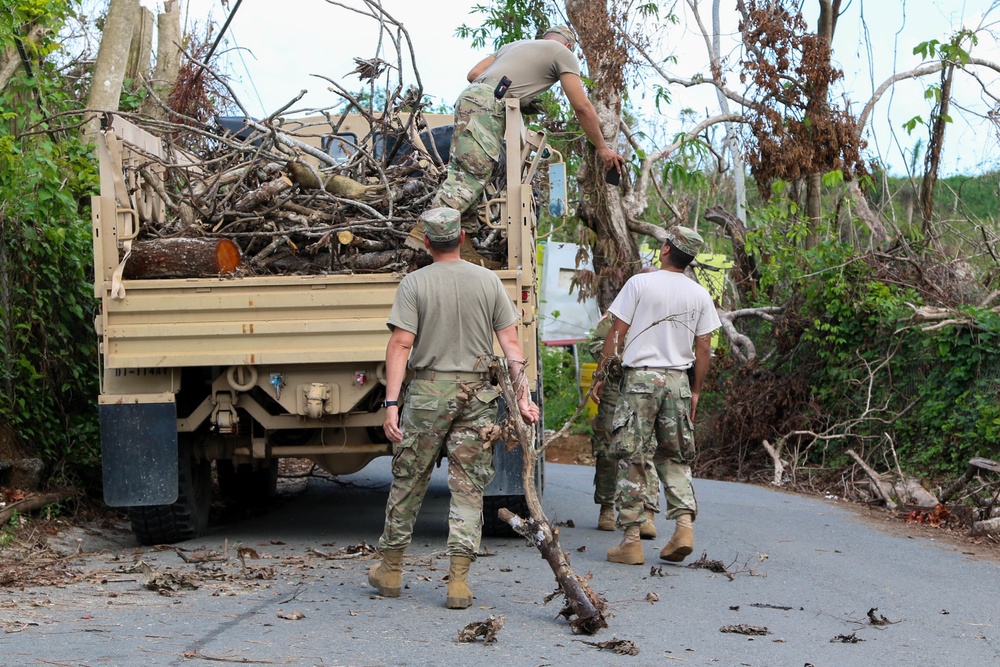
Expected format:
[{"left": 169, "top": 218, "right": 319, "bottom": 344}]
[
  {"left": 482, "top": 494, "right": 530, "bottom": 538},
  {"left": 128, "top": 437, "right": 212, "bottom": 545},
  {"left": 216, "top": 459, "right": 279, "bottom": 504}
]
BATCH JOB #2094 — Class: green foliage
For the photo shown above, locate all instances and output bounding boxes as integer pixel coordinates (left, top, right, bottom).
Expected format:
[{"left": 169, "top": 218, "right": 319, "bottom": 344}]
[
  {"left": 0, "top": 5, "right": 101, "bottom": 486},
  {"left": 455, "top": 0, "right": 556, "bottom": 50},
  {"left": 540, "top": 345, "right": 588, "bottom": 433},
  {"left": 896, "top": 309, "right": 1000, "bottom": 471},
  {"left": 727, "top": 205, "right": 998, "bottom": 478},
  {"left": 0, "top": 510, "right": 22, "bottom": 547}
]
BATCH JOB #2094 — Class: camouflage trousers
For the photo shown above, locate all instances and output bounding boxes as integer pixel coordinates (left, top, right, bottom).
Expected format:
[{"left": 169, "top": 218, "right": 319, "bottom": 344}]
[
  {"left": 431, "top": 81, "right": 505, "bottom": 234},
  {"left": 610, "top": 368, "right": 698, "bottom": 528},
  {"left": 592, "top": 367, "right": 659, "bottom": 510},
  {"left": 378, "top": 377, "right": 500, "bottom": 559}
]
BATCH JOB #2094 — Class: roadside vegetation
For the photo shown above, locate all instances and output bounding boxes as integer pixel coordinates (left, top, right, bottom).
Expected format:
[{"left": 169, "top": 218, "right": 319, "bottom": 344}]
[{"left": 0, "top": 1, "right": 998, "bottom": 542}]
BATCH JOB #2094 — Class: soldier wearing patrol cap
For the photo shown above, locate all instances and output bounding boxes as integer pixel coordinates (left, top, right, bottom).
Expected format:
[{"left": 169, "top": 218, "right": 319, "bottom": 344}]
[
  {"left": 590, "top": 225, "right": 722, "bottom": 566},
  {"left": 407, "top": 25, "right": 626, "bottom": 262},
  {"left": 370, "top": 207, "right": 540, "bottom": 609}
]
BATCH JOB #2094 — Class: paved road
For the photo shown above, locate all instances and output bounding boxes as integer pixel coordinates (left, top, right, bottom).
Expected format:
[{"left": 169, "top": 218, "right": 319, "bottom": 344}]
[{"left": 2, "top": 460, "right": 998, "bottom": 666}]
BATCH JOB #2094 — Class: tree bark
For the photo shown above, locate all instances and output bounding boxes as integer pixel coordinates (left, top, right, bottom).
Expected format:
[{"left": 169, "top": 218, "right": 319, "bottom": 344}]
[
  {"left": 84, "top": 0, "right": 141, "bottom": 138},
  {"left": 564, "top": 0, "right": 635, "bottom": 311},
  {"left": 919, "top": 63, "right": 955, "bottom": 234},
  {"left": 846, "top": 449, "right": 897, "bottom": 510},
  {"left": 141, "top": 0, "right": 182, "bottom": 119},
  {"left": 804, "top": 0, "right": 840, "bottom": 248},
  {"left": 235, "top": 175, "right": 294, "bottom": 211},
  {"left": 971, "top": 517, "right": 1000, "bottom": 537},
  {"left": 125, "top": 5, "right": 153, "bottom": 83},
  {"left": 122, "top": 238, "right": 241, "bottom": 279},
  {"left": 704, "top": 205, "right": 759, "bottom": 299},
  {"left": 0, "top": 24, "right": 48, "bottom": 93}
]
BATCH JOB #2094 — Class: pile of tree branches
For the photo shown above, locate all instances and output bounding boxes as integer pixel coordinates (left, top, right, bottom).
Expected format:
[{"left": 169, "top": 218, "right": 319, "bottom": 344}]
[{"left": 112, "top": 107, "right": 511, "bottom": 277}]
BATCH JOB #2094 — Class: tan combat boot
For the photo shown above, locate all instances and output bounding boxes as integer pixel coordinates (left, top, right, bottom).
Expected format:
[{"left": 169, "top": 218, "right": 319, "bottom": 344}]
[
  {"left": 597, "top": 505, "right": 615, "bottom": 531},
  {"left": 659, "top": 514, "right": 694, "bottom": 563},
  {"left": 446, "top": 555, "right": 474, "bottom": 609},
  {"left": 459, "top": 235, "right": 500, "bottom": 269},
  {"left": 606, "top": 525, "right": 645, "bottom": 565},
  {"left": 639, "top": 517, "right": 657, "bottom": 540},
  {"left": 368, "top": 549, "right": 404, "bottom": 597}
]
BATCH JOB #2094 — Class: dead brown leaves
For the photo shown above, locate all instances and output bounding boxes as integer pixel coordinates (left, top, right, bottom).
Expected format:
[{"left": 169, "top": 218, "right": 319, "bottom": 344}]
[
  {"left": 578, "top": 637, "right": 640, "bottom": 656},
  {"left": 737, "top": 1, "right": 866, "bottom": 198},
  {"left": 906, "top": 504, "right": 952, "bottom": 527},
  {"left": 455, "top": 614, "right": 505, "bottom": 643},
  {"left": 720, "top": 624, "right": 771, "bottom": 636}
]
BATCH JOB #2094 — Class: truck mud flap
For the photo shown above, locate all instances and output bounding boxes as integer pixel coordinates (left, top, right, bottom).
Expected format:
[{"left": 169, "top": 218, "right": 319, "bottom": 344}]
[
  {"left": 100, "top": 402, "right": 178, "bottom": 506},
  {"left": 485, "top": 442, "right": 526, "bottom": 496}
]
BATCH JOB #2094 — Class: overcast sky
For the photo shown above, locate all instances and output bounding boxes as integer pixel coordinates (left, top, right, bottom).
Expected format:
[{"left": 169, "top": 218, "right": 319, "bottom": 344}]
[{"left": 179, "top": 0, "right": 1000, "bottom": 176}]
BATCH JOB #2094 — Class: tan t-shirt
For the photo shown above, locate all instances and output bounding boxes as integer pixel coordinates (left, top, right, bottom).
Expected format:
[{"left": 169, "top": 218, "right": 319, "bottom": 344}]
[
  {"left": 608, "top": 270, "right": 721, "bottom": 370},
  {"left": 479, "top": 39, "right": 582, "bottom": 104},
  {"left": 387, "top": 260, "right": 520, "bottom": 372}
]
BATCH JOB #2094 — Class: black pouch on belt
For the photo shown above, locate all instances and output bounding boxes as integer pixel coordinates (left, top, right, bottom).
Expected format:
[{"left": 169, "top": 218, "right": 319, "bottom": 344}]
[{"left": 494, "top": 76, "right": 512, "bottom": 99}]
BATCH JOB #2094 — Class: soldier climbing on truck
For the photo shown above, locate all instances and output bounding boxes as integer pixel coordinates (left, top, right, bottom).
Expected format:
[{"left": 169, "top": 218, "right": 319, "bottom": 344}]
[{"left": 92, "top": 83, "right": 562, "bottom": 543}]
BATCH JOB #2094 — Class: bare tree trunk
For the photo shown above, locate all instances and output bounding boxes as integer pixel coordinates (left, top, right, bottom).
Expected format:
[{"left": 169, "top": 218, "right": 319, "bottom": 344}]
[
  {"left": 804, "top": 0, "right": 840, "bottom": 248},
  {"left": 704, "top": 205, "right": 759, "bottom": 299},
  {"left": 564, "top": 0, "right": 635, "bottom": 311},
  {"left": 713, "top": 0, "right": 747, "bottom": 228},
  {"left": 84, "top": 0, "right": 140, "bottom": 138},
  {"left": 141, "top": 0, "right": 182, "bottom": 119},
  {"left": 920, "top": 63, "right": 955, "bottom": 234},
  {"left": 0, "top": 24, "right": 48, "bottom": 92},
  {"left": 125, "top": 4, "right": 153, "bottom": 83}
]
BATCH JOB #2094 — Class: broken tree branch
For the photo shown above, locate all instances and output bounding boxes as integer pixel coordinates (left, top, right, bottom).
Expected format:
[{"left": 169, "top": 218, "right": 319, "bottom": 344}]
[
  {"left": 846, "top": 449, "right": 897, "bottom": 510},
  {"left": 486, "top": 355, "right": 608, "bottom": 635}
]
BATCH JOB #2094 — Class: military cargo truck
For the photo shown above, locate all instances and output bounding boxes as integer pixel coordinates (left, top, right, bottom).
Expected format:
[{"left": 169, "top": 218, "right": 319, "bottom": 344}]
[{"left": 92, "top": 101, "right": 557, "bottom": 544}]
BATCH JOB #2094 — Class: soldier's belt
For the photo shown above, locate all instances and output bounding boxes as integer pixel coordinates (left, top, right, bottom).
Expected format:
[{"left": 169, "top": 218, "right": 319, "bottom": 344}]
[
  {"left": 623, "top": 366, "right": 687, "bottom": 374},
  {"left": 414, "top": 369, "right": 488, "bottom": 381}
]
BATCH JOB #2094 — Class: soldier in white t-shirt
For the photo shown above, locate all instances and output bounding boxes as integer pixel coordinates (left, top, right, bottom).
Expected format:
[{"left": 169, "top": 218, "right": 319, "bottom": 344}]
[{"left": 592, "top": 226, "right": 721, "bottom": 566}]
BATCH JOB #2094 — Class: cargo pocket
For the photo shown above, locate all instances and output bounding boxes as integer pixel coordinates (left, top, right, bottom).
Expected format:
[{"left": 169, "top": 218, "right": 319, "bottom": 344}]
[
  {"left": 399, "top": 390, "right": 444, "bottom": 441},
  {"left": 609, "top": 385, "right": 653, "bottom": 460},
  {"left": 676, "top": 383, "right": 696, "bottom": 461}
]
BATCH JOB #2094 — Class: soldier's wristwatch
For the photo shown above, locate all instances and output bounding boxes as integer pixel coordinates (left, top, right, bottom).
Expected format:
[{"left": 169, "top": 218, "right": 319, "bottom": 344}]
[{"left": 382, "top": 400, "right": 398, "bottom": 408}]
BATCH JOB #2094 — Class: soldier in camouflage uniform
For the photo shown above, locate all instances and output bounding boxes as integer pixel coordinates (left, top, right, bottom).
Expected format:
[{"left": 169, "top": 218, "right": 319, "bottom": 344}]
[
  {"left": 408, "top": 26, "right": 624, "bottom": 260},
  {"left": 588, "top": 311, "right": 659, "bottom": 537},
  {"left": 592, "top": 227, "right": 721, "bottom": 566},
  {"left": 370, "top": 207, "right": 539, "bottom": 609}
]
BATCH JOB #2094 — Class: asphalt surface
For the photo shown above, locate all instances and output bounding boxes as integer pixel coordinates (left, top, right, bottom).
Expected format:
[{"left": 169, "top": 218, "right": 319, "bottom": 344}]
[{"left": 2, "top": 460, "right": 998, "bottom": 667}]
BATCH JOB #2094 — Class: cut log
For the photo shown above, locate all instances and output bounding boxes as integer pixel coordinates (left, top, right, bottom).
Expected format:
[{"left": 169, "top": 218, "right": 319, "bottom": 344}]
[
  {"left": 890, "top": 479, "right": 939, "bottom": 508},
  {"left": 971, "top": 517, "right": 1000, "bottom": 537},
  {"left": 341, "top": 249, "right": 406, "bottom": 271},
  {"left": 123, "top": 237, "right": 241, "bottom": 279},
  {"left": 235, "top": 175, "right": 293, "bottom": 211},
  {"left": 286, "top": 161, "right": 377, "bottom": 199},
  {"left": 0, "top": 491, "right": 71, "bottom": 525}
]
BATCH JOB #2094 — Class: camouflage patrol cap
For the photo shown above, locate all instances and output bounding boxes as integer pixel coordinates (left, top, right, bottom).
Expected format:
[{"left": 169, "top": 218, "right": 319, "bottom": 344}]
[
  {"left": 664, "top": 225, "right": 703, "bottom": 256},
  {"left": 543, "top": 25, "right": 577, "bottom": 48},
  {"left": 420, "top": 207, "right": 461, "bottom": 242}
]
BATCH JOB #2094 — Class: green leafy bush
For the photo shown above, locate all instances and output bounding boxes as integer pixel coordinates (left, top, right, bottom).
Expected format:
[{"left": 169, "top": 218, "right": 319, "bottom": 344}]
[
  {"left": 0, "top": 22, "right": 100, "bottom": 486},
  {"left": 714, "top": 208, "right": 999, "bottom": 480},
  {"left": 540, "top": 344, "right": 591, "bottom": 434}
]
